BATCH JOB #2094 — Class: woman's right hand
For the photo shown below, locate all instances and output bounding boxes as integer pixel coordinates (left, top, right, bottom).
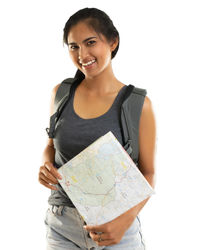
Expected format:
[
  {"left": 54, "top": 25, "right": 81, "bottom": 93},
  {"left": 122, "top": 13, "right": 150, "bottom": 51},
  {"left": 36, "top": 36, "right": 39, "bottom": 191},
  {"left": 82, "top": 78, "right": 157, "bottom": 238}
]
[{"left": 38, "top": 161, "right": 62, "bottom": 190}]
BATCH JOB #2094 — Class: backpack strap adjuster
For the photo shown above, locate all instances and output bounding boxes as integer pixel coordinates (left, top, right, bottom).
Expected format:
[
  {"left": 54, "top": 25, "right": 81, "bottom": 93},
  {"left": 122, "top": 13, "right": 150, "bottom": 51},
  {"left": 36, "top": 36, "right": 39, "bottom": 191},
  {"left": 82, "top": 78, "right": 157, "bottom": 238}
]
[
  {"left": 46, "top": 127, "right": 54, "bottom": 138},
  {"left": 45, "top": 111, "right": 59, "bottom": 138},
  {"left": 124, "top": 139, "right": 133, "bottom": 155}
]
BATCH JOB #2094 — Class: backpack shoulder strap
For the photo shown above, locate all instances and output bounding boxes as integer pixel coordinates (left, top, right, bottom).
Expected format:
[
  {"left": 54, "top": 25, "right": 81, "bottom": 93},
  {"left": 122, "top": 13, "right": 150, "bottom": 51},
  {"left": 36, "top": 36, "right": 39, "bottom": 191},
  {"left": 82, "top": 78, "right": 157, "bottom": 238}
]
[
  {"left": 46, "top": 77, "right": 75, "bottom": 138},
  {"left": 53, "top": 77, "right": 74, "bottom": 113},
  {"left": 121, "top": 84, "right": 147, "bottom": 164},
  {"left": 132, "top": 86, "right": 147, "bottom": 97}
]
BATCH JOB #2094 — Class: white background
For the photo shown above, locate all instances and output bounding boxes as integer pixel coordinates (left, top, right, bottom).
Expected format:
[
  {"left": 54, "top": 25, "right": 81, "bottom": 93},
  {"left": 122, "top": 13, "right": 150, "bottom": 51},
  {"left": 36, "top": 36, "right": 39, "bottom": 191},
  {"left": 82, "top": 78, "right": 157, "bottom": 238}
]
[{"left": 1, "top": 0, "right": 200, "bottom": 249}]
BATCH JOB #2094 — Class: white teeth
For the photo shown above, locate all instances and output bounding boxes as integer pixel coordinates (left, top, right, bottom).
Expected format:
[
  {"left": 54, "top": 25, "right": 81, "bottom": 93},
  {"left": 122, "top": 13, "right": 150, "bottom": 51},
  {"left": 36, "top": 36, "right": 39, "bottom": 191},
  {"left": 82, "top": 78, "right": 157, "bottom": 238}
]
[{"left": 82, "top": 59, "right": 96, "bottom": 66}]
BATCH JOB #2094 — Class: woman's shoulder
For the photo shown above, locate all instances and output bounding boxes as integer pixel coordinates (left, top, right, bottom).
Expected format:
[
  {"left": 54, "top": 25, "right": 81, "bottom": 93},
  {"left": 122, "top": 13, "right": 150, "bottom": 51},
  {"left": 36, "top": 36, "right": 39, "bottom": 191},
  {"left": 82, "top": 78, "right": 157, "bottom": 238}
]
[
  {"left": 143, "top": 95, "right": 152, "bottom": 110},
  {"left": 141, "top": 95, "right": 155, "bottom": 123},
  {"left": 52, "top": 83, "right": 62, "bottom": 95}
]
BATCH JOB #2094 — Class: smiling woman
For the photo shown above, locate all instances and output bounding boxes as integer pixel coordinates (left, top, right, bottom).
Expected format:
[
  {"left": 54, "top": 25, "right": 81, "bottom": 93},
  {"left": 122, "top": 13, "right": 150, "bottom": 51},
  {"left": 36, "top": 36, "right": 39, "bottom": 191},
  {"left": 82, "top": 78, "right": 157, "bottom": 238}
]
[
  {"left": 66, "top": 22, "right": 119, "bottom": 80},
  {"left": 63, "top": 8, "right": 120, "bottom": 83},
  {"left": 39, "top": 7, "right": 156, "bottom": 250}
]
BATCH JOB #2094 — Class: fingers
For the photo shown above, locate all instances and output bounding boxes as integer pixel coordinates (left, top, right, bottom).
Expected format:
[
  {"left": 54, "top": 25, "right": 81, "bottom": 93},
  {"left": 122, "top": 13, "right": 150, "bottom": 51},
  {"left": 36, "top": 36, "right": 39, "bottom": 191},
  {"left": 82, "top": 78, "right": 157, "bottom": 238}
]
[
  {"left": 40, "top": 167, "right": 58, "bottom": 184},
  {"left": 89, "top": 232, "right": 114, "bottom": 247},
  {"left": 39, "top": 170, "right": 57, "bottom": 184},
  {"left": 90, "top": 232, "right": 112, "bottom": 242},
  {"left": 44, "top": 162, "right": 62, "bottom": 180},
  {"left": 38, "top": 162, "right": 62, "bottom": 190},
  {"left": 84, "top": 224, "right": 106, "bottom": 233},
  {"left": 84, "top": 224, "right": 116, "bottom": 246},
  {"left": 39, "top": 178, "right": 58, "bottom": 190},
  {"left": 95, "top": 239, "right": 113, "bottom": 247}
]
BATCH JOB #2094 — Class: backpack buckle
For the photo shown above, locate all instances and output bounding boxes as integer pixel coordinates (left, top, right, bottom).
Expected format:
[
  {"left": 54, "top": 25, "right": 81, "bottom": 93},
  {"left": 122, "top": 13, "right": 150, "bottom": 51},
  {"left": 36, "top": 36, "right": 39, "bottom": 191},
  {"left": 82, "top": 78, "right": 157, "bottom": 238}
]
[
  {"left": 124, "top": 139, "right": 132, "bottom": 155},
  {"left": 46, "top": 127, "right": 54, "bottom": 138}
]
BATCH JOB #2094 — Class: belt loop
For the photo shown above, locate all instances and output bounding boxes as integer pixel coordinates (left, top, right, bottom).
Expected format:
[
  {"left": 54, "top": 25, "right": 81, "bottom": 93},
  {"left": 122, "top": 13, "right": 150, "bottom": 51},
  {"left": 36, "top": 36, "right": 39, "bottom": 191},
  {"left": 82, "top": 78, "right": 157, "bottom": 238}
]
[
  {"left": 50, "top": 205, "right": 64, "bottom": 216},
  {"left": 57, "top": 205, "right": 64, "bottom": 216},
  {"left": 52, "top": 205, "right": 57, "bottom": 215}
]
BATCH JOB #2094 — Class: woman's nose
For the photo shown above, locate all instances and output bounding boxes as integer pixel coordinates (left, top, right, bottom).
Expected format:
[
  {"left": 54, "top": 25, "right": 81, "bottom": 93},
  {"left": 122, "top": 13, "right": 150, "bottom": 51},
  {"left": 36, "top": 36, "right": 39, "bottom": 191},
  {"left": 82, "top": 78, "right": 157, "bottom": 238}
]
[{"left": 78, "top": 47, "right": 89, "bottom": 62}]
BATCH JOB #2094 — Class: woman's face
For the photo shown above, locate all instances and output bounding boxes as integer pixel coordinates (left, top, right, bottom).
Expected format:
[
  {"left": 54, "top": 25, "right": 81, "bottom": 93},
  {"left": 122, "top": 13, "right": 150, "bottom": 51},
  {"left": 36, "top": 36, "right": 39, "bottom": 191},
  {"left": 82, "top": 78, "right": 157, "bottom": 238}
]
[{"left": 67, "top": 21, "right": 117, "bottom": 78}]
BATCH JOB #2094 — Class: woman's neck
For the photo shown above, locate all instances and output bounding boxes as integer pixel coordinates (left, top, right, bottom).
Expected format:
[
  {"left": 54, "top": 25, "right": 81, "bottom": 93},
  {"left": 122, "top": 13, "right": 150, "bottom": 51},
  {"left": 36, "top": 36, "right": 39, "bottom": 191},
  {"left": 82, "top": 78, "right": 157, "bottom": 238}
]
[{"left": 81, "top": 65, "right": 122, "bottom": 96}]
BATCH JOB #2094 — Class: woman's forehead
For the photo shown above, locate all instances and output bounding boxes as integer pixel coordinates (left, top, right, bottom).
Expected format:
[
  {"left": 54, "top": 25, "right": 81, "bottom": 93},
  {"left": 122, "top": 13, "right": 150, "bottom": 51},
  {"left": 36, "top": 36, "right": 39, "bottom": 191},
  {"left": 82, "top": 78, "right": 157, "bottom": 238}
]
[{"left": 67, "top": 22, "right": 103, "bottom": 44}]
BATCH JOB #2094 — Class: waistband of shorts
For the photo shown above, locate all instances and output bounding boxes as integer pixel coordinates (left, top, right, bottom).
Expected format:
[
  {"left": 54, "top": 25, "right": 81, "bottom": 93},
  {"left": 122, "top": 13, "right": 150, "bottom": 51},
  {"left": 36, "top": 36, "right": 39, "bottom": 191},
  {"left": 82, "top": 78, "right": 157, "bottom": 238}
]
[{"left": 48, "top": 204, "right": 77, "bottom": 216}]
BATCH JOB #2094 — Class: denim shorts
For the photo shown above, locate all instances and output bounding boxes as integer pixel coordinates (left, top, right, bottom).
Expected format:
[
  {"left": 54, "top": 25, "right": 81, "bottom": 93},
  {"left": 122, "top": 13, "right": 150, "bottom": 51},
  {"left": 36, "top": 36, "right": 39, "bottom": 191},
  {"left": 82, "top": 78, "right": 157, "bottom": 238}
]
[{"left": 44, "top": 205, "right": 146, "bottom": 250}]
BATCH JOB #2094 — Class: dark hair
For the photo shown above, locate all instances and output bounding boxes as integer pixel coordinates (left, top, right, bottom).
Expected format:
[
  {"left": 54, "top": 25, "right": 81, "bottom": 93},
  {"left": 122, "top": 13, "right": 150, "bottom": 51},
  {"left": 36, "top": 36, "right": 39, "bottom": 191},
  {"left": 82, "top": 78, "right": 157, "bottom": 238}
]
[{"left": 63, "top": 7, "right": 120, "bottom": 80}]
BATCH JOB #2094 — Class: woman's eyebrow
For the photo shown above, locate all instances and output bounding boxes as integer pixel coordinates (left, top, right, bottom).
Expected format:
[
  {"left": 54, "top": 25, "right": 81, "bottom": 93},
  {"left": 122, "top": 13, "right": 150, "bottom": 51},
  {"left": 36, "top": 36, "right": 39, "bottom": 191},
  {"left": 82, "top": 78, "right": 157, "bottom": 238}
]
[{"left": 68, "top": 36, "right": 97, "bottom": 45}]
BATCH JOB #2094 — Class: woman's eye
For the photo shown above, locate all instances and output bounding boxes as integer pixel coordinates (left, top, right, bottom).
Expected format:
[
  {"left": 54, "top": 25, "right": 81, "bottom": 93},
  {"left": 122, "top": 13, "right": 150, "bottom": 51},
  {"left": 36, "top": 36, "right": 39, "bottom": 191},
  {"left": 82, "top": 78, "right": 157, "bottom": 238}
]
[
  {"left": 69, "top": 41, "right": 96, "bottom": 50},
  {"left": 70, "top": 45, "right": 79, "bottom": 50},
  {"left": 87, "top": 40, "right": 96, "bottom": 46}
]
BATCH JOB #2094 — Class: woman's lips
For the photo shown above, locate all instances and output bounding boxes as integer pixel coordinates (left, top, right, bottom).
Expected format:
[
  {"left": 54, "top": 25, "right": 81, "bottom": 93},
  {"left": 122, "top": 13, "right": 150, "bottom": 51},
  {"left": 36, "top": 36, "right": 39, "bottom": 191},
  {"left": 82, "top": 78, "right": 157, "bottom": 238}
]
[{"left": 81, "top": 59, "right": 97, "bottom": 70}]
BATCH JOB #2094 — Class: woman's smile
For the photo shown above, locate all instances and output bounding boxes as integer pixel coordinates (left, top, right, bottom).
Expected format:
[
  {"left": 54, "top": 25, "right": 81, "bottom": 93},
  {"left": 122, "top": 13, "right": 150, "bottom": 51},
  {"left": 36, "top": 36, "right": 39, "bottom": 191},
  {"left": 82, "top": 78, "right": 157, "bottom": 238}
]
[{"left": 81, "top": 59, "right": 97, "bottom": 70}]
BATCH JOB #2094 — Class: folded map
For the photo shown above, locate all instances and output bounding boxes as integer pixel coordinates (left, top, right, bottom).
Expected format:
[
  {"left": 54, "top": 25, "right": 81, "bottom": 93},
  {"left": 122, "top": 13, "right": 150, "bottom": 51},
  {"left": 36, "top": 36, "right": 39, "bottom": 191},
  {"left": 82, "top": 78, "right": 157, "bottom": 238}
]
[{"left": 58, "top": 131, "right": 155, "bottom": 225}]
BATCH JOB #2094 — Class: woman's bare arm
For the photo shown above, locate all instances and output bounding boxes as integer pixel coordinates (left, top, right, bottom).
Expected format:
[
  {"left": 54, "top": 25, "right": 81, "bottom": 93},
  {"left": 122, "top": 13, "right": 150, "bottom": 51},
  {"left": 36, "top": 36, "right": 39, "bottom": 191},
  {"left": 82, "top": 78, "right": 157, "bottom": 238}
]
[
  {"left": 38, "top": 83, "right": 62, "bottom": 190},
  {"left": 125, "top": 95, "right": 157, "bottom": 218}
]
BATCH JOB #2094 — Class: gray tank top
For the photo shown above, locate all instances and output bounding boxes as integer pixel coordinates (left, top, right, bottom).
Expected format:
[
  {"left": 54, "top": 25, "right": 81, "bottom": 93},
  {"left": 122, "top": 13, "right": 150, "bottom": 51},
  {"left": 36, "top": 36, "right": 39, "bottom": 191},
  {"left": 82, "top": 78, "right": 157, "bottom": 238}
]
[{"left": 48, "top": 84, "right": 127, "bottom": 207}]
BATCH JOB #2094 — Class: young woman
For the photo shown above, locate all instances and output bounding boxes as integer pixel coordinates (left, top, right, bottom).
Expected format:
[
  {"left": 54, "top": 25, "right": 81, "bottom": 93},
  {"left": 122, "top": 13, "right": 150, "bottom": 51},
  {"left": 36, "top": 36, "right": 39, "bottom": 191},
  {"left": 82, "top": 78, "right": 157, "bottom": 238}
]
[{"left": 39, "top": 7, "right": 156, "bottom": 250}]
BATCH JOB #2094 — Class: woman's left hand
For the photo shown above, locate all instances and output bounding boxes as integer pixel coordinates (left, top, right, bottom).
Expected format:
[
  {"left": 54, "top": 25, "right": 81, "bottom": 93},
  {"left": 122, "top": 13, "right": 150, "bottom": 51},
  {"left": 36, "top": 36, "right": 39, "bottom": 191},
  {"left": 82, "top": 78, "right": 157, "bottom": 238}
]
[{"left": 83, "top": 211, "right": 136, "bottom": 246}]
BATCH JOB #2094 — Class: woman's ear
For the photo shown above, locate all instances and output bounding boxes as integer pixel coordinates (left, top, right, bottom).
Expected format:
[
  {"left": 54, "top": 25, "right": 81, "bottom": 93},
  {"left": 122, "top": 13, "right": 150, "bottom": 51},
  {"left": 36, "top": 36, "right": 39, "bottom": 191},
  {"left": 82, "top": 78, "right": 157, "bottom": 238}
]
[{"left": 110, "top": 37, "right": 119, "bottom": 52}]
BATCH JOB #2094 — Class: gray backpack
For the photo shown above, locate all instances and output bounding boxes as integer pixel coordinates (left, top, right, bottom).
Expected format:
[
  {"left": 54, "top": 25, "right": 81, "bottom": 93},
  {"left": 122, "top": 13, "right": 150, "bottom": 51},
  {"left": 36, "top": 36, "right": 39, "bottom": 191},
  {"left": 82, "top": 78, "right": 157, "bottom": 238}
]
[{"left": 46, "top": 77, "right": 147, "bottom": 164}]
